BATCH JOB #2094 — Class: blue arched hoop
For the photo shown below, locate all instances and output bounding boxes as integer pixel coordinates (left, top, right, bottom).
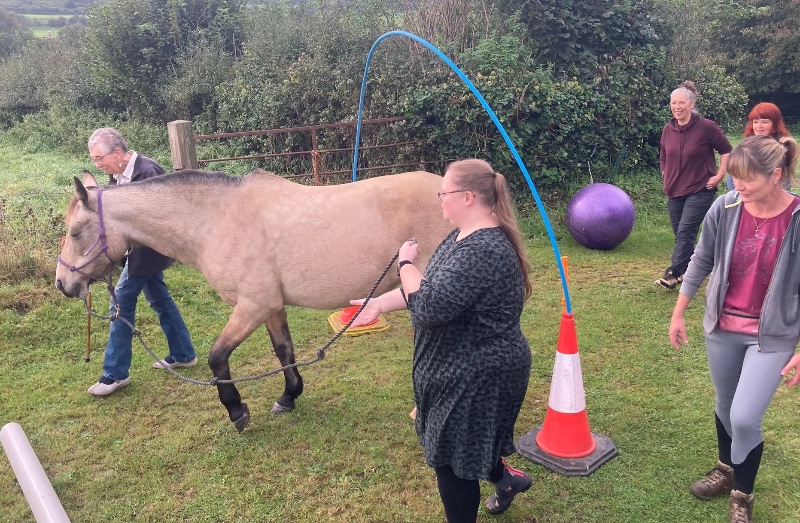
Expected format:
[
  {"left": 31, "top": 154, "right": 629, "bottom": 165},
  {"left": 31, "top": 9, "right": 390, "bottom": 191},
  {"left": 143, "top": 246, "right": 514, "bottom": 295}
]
[{"left": 352, "top": 30, "right": 571, "bottom": 312}]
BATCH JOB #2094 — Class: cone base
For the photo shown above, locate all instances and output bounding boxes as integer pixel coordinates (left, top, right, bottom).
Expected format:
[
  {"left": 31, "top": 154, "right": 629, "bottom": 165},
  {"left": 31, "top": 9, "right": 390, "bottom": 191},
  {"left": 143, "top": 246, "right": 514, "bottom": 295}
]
[
  {"left": 516, "top": 425, "right": 618, "bottom": 477},
  {"left": 327, "top": 311, "right": 390, "bottom": 337}
]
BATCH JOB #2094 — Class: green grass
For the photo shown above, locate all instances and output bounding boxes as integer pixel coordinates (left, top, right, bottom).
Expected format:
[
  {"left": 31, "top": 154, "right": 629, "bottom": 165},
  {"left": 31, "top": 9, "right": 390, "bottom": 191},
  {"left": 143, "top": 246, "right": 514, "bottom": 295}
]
[
  {"left": 18, "top": 14, "right": 77, "bottom": 37},
  {"left": 1, "top": 134, "right": 799, "bottom": 522},
  {"left": 30, "top": 27, "right": 60, "bottom": 37}
]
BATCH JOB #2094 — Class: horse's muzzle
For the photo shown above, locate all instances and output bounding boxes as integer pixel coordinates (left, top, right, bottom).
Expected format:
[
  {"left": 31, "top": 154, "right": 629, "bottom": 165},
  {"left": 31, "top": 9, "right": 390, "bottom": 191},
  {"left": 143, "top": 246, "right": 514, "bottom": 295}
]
[{"left": 55, "top": 278, "right": 85, "bottom": 298}]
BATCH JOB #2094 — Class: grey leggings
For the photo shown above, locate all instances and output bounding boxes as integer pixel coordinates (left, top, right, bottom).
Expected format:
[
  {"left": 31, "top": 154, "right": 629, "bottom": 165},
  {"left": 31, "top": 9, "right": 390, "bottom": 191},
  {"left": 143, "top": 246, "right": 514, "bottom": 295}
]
[{"left": 705, "top": 329, "right": 793, "bottom": 463}]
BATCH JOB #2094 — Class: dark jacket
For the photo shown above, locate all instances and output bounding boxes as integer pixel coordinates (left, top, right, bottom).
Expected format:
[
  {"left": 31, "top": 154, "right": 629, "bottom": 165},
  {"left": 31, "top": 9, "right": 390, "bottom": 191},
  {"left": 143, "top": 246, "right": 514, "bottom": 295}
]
[
  {"left": 659, "top": 113, "right": 732, "bottom": 198},
  {"left": 111, "top": 155, "right": 174, "bottom": 277}
]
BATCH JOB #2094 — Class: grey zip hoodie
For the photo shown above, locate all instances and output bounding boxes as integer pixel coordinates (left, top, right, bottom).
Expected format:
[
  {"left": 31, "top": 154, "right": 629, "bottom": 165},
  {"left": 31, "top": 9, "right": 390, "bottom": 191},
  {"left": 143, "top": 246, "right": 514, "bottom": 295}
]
[{"left": 680, "top": 190, "right": 800, "bottom": 353}]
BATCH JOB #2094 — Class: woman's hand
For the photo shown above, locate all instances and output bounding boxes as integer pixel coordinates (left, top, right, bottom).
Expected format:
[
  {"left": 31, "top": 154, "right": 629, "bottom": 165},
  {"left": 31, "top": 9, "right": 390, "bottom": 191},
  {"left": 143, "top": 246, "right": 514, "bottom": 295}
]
[
  {"left": 669, "top": 315, "right": 689, "bottom": 350},
  {"left": 348, "top": 298, "right": 382, "bottom": 327},
  {"left": 398, "top": 240, "right": 419, "bottom": 264},
  {"left": 780, "top": 353, "right": 800, "bottom": 387},
  {"left": 707, "top": 173, "right": 724, "bottom": 190}
]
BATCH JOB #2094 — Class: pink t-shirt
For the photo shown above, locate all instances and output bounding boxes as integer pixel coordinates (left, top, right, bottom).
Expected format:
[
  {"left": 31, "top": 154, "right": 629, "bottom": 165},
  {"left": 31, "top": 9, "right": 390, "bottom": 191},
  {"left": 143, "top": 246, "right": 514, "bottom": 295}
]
[{"left": 723, "top": 196, "right": 800, "bottom": 318}]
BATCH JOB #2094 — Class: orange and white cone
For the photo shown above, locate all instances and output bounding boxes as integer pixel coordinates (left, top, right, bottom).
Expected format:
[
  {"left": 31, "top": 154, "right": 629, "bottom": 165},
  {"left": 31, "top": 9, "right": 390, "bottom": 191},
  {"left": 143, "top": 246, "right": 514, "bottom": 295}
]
[
  {"left": 535, "top": 312, "right": 595, "bottom": 457},
  {"left": 516, "top": 310, "right": 617, "bottom": 476}
]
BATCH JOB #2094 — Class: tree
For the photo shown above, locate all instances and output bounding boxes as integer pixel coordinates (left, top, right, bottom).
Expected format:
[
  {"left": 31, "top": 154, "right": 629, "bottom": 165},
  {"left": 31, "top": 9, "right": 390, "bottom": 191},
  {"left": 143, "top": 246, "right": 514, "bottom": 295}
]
[
  {"left": 0, "top": 25, "right": 91, "bottom": 128},
  {"left": 0, "top": 7, "right": 33, "bottom": 60},
  {"left": 485, "top": 0, "right": 673, "bottom": 178},
  {"left": 85, "top": 0, "right": 246, "bottom": 118},
  {"left": 710, "top": 0, "right": 800, "bottom": 113},
  {"left": 498, "top": 0, "right": 660, "bottom": 82}
]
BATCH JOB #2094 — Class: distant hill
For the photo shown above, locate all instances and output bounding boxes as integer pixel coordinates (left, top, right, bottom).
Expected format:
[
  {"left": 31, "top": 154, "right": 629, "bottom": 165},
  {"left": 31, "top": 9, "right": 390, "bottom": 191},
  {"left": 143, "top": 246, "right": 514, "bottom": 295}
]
[
  {"left": 0, "top": 0, "right": 100, "bottom": 15},
  {"left": 2, "top": 0, "right": 281, "bottom": 15}
]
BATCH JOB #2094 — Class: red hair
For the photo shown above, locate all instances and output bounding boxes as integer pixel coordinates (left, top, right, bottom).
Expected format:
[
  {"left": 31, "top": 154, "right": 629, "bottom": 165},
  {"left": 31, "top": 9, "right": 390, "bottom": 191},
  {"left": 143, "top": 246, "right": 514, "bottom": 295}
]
[{"left": 743, "top": 102, "right": 790, "bottom": 138}]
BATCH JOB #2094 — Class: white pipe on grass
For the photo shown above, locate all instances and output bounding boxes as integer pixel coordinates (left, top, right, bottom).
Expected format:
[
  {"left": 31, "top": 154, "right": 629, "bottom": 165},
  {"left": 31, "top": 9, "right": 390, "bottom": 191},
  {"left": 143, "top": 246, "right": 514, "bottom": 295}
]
[{"left": 1, "top": 422, "right": 71, "bottom": 523}]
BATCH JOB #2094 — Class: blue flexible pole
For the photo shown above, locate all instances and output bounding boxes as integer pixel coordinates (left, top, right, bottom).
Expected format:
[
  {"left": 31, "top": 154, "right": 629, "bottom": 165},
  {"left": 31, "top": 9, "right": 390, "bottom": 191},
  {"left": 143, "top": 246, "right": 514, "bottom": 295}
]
[{"left": 352, "top": 30, "right": 571, "bottom": 313}]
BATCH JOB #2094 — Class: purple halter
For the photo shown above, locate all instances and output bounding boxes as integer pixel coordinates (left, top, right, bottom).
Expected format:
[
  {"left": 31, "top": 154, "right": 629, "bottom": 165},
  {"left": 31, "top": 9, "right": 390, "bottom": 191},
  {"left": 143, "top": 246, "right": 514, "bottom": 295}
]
[{"left": 57, "top": 188, "right": 116, "bottom": 282}]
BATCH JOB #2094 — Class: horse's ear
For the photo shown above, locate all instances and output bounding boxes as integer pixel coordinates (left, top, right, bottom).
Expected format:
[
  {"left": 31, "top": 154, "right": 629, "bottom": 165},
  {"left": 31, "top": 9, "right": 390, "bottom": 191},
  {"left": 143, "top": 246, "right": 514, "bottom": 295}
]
[
  {"left": 81, "top": 169, "right": 99, "bottom": 189},
  {"left": 74, "top": 176, "right": 90, "bottom": 205}
]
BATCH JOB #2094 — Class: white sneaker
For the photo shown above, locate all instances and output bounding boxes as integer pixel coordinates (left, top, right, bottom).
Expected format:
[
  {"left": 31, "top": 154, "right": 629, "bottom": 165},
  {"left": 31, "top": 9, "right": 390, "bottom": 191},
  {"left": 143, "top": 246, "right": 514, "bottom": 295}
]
[
  {"left": 88, "top": 377, "right": 131, "bottom": 397},
  {"left": 152, "top": 356, "right": 198, "bottom": 369}
]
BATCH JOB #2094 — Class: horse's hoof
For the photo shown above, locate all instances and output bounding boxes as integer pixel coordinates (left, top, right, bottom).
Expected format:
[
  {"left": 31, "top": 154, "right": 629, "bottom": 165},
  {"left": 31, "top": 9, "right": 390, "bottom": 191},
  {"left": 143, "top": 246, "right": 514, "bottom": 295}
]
[
  {"left": 233, "top": 403, "right": 250, "bottom": 433},
  {"left": 270, "top": 401, "right": 293, "bottom": 414}
]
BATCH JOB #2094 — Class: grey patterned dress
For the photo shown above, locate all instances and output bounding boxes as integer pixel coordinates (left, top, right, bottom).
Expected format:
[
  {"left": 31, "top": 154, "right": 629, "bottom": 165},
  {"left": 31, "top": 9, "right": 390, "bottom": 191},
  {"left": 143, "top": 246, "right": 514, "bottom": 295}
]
[{"left": 407, "top": 227, "right": 531, "bottom": 480}]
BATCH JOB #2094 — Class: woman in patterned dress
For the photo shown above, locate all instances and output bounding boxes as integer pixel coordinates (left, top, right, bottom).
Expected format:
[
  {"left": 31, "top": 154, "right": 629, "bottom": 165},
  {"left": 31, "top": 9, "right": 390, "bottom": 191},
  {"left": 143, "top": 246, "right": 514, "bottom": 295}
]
[{"left": 351, "top": 159, "right": 533, "bottom": 522}]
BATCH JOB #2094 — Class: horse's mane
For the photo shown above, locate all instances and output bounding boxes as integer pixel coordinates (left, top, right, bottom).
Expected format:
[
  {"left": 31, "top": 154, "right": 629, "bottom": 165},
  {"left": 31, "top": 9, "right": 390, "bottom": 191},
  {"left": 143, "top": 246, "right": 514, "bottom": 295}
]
[
  {"left": 65, "top": 169, "right": 279, "bottom": 223},
  {"left": 113, "top": 168, "right": 280, "bottom": 189},
  {"left": 127, "top": 169, "right": 241, "bottom": 188}
]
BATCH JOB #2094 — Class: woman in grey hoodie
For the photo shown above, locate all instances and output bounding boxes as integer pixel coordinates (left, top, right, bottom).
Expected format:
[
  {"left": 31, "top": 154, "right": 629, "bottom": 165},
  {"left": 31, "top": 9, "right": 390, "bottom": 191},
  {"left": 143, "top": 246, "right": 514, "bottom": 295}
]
[{"left": 669, "top": 135, "right": 800, "bottom": 523}]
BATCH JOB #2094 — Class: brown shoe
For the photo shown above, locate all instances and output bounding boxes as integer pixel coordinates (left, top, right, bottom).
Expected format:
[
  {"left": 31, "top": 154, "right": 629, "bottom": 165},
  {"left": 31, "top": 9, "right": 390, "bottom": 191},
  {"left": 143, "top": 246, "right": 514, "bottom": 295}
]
[
  {"left": 655, "top": 270, "right": 680, "bottom": 289},
  {"left": 730, "top": 489, "right": 754, "bottom": 523},
  {"left": 690, "top": 461, "right": 734, "bottom": 500}
]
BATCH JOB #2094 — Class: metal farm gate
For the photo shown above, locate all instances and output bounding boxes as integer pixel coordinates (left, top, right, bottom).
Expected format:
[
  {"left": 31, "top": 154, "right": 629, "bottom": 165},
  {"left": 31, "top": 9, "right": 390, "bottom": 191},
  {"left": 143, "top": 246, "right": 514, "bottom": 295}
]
[{"left": 167, "top": 117, "right": 435, "bottom": 184}]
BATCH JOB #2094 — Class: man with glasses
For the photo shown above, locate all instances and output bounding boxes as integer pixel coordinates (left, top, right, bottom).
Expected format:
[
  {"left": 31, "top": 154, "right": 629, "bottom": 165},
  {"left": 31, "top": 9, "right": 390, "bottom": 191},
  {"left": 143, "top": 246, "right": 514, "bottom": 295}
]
[{"left": 85, "top": 127, "right": 198, "bottom": 396}]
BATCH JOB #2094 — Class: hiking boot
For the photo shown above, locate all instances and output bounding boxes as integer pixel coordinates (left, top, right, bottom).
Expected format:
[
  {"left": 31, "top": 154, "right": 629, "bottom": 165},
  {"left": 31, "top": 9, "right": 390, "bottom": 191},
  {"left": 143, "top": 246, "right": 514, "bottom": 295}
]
[
  {"left": 152, "top": 356, "right": 198, "bottom": 369},
  {"left": 485, "top": 458, "right": 532, "bottom": 515},
  {"left": 655, "top": 270, "right": 680, "bottom": 289},
  {"left": 690, "top": 461, "right": 734, "bottom": 500},
  {"left": 729, "top": 490, "right": 754, "bottom": 523}
]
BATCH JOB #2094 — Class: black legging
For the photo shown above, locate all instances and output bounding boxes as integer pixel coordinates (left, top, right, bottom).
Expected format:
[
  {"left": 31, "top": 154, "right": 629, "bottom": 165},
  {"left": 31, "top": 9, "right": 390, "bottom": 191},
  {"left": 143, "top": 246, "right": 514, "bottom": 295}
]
[{"left": 434, "top": 462, "right": 505, "bottom": 523}]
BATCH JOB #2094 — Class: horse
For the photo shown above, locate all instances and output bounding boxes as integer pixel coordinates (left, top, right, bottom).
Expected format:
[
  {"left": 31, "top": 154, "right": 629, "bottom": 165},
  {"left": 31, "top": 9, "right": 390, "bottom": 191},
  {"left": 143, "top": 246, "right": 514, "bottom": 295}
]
[{"left": 55, "top": 169, "right": 454, "bottom": 432}]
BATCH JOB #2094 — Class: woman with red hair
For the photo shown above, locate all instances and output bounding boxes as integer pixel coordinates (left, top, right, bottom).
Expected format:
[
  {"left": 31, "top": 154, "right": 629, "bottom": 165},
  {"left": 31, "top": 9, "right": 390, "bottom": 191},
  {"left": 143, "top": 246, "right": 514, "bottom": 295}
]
[
  {"left": 727, "top": 102, "right": 792, "bottom": 189},
  {"left": 744, "top": 102, "right": 791, "bottom": 139}
]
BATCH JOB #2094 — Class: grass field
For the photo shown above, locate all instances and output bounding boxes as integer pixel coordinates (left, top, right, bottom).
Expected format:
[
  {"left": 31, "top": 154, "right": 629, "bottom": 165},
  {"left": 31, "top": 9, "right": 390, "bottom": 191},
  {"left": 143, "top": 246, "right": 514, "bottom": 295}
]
[
  {"left": 1, "top": 135, "right": 799, "bottom": 522},
  {"left": 23, "top": 14, "right": 62, "bottom": 37},
  {"left": 15, "top": 13, "right": 81, "bottom": 37}
]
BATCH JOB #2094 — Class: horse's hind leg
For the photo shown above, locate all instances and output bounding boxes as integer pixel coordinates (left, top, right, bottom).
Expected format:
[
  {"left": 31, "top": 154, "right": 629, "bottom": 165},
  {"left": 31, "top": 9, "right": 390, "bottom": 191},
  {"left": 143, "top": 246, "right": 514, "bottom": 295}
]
[
  {"left": 265, "top": 309, "right": 304, "bottom": 414},
  {"left": 209, "top": 307, "right": 262, "bottom": 432}
]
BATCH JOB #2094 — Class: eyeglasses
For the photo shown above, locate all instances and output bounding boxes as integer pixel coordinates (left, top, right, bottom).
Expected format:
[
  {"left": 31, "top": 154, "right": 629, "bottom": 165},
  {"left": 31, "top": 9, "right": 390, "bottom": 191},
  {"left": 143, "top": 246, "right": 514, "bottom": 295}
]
[
  {"left": 90, "top": 151, "right": 114, "bottom": 164},
  {"left": 437, "top": 190, "right": 469, "bottom": 202}
]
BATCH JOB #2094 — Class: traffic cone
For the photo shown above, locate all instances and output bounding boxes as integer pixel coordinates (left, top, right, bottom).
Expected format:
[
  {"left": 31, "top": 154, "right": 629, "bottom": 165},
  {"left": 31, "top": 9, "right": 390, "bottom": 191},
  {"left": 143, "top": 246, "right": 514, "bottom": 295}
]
[{"left": 516, "top": 311, "right": 617, "bottom": 476}]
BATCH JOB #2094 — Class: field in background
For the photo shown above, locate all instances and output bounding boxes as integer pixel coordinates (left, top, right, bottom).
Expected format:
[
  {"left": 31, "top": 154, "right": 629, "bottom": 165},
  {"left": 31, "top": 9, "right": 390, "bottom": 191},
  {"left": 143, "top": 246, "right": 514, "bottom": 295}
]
[{"left": 0, "top": 0, "right": 94, "bottom": 14}]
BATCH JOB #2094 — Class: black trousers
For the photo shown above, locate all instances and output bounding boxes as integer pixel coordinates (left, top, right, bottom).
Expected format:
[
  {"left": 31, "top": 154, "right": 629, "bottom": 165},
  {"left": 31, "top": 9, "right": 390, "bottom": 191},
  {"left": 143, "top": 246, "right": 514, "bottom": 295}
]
[{"left": 434, "top": 462, "right": 505, "bottom": 523}]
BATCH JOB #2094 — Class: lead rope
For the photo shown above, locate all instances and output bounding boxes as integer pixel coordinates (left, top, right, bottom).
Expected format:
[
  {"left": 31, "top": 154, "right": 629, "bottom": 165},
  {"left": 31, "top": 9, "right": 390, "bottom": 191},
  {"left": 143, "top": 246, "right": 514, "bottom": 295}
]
[{"left": 82, "top": 251, "right": 400, "bottom": 386}]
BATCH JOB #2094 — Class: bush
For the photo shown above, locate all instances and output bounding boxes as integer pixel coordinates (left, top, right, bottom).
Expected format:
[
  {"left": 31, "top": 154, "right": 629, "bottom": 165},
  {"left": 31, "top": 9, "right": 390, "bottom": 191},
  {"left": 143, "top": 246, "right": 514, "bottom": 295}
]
[
  {"left": 9, "top": 108, "right": 171, "bottom": 167},
  {"left": 688, "top": 66, "right": 750, "bottom": 134},
  {"left": 0, "top": 199, "right": 64, "bottom": 285},
  {"left": 206, "top": 0, "right": 405, "bottom": 174},
  {"left": 398, "top": 31, "right": 669, "bottom": 191},
  {"left": 0, "top": 7, "right": 33, "bottom": 59},
  {"left": 79, "top": 0, "right": 246, "bottom": 119},
  {"left": 0, "top": 25, "right": 91, "bottom": 129},
  {"left": 161, "top": 37, "right": 235, "bottom": 124}
]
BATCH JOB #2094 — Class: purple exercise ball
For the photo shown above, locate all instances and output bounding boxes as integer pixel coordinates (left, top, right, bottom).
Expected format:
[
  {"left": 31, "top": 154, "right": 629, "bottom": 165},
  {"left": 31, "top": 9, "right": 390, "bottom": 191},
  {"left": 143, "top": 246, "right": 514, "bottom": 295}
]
[{"left": 565, "top": 183, "right": 635, "bottom": 250}]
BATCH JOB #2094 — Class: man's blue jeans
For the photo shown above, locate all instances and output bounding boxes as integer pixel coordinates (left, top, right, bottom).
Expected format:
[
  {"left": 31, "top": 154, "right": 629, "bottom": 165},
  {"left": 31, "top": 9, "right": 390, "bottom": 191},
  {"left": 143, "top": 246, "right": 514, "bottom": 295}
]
[
  {"left": 103, "top": 264, "right": 195, "bottom": 381},
  {"left": 666, "top": 188, "right": 716, "bottom": 277}
]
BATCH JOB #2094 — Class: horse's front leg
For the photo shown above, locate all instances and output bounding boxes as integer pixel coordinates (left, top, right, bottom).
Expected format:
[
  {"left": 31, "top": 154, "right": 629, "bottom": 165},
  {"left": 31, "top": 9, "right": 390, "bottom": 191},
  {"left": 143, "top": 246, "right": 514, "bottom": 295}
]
[
  {"left": 209, "top": 306, "right": 263, "bottom": 433},
  {"left": 265, "top": 308, "right": 304, "bottom": 414}
]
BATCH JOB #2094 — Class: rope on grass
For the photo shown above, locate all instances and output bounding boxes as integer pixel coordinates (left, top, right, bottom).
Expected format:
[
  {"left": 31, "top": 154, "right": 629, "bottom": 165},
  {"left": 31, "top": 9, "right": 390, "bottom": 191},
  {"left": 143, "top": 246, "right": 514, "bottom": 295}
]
[{"left": 83, "top": 251, "right": 400, "bottom": 386}]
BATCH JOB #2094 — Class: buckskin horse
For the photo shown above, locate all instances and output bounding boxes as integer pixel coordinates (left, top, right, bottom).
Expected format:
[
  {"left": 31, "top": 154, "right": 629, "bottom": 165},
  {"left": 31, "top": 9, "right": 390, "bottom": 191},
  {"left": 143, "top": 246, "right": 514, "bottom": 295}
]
[{"left": 55, "top": 169, "right": 453, "bottom": 432}]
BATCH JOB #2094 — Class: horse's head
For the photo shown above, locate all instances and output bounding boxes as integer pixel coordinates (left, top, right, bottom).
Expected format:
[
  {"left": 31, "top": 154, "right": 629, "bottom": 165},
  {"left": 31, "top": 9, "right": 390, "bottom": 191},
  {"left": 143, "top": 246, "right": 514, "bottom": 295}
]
[{"left": 55, "top": 171, "right": 126, "bottom": 298}]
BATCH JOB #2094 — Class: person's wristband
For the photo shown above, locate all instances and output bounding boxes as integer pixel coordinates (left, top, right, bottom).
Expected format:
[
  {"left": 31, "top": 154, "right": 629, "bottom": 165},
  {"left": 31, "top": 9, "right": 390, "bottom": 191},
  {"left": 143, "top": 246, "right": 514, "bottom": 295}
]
[{"left": 397, "top": 260, "right": 413, "bottom": 275}]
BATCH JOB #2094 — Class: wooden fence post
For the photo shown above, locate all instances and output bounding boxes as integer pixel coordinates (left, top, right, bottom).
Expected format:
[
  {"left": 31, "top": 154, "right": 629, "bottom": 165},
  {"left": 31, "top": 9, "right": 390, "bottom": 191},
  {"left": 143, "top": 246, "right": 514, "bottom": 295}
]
[{"left": 167, "top": 120, "right": 199, "bottom": 170}]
